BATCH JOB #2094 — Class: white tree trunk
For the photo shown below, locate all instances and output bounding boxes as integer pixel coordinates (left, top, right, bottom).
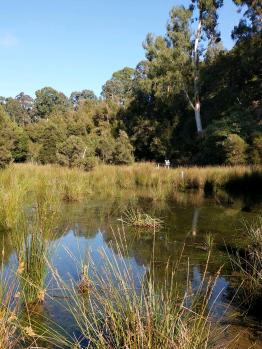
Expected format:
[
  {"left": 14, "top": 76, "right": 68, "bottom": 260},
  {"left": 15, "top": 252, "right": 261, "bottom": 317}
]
[
  {"left": 193, "top": 19, "right": 203, "bottom": 134},
  {"left": 194, "top": 101, "right": 202, "bottom": 133}
]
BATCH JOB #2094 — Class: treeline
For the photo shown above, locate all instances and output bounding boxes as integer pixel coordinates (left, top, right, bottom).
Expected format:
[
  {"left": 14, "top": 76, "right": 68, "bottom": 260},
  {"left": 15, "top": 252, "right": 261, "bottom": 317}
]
[{"left": 0, "top": 0, "right": 261, "bottom": 169}]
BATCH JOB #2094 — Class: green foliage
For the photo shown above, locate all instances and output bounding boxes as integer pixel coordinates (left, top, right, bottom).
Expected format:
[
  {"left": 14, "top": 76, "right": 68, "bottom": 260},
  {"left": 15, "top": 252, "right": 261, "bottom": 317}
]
[
  {"left": 38, "top": 122, "right": 66, "bottom": 164},
  {"left": 0, "top": 106, "right": 29, "bottom": 168},
  {"left": 34, "top": 87, "right": 68, "bottom": 119},
  {"left": 69, "top": 89, "right": 97, "bottom": 108},
  {"left": 0, "top": 107, "right": 14, "bottom": 168},
  {"left": 57, "top": 135, "right": 97, "bottom": 171},
  {"left": 4, "top": 98, "right": 31, "bottom": 125},
  {"left": 12, "top": 127, "right": 29, "bottom": 162},
  {"left": 232, "top": 0, "right": 262, "bottom": 41},
  {"left": 249, "top": 134, "right": 262, "bottom": 165},
  {"left": 0, "top": 4, "right": 260, "bottom": 168},
  {"left": 102, "top": 67, "right": 135, "bottom": 105},
  {"left": 223, "top": 134, "right": 247, "bottom": 165},
  {"left": 114, "top": 131, "right": 134, "bottom": 164},
  {"left": 0, "top": 146, "right": 12, "bottom": 169}
]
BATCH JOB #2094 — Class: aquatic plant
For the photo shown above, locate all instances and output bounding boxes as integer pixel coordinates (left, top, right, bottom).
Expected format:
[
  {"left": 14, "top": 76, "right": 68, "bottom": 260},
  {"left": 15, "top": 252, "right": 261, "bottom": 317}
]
[
  {"left": 14, "top": 179, "right": 60, "bottom": 305},
  {"left": 0, "top": 277, "right": 21, "bottom": 349},
  {"left": 230, "top": 217, "right": 262, "bottom": 313},
  {"left": 118, "top": 208, "right": 164, "bottom": 230},
  {"left": 49, "top": 233, "right": 233, "bottom": 349},
  {"left": 204, "top": 233, "right": 215, "bottom": 252}
]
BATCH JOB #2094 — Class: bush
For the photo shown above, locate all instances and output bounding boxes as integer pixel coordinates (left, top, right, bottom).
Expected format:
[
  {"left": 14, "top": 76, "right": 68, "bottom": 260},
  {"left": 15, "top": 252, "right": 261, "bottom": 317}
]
[
  {"left": 57, "top": 135, "right": 97, "bottom": 171},
  {"left": 114, "top": 130, "right": 134, "bottom": 164},
  {"left": 81, "top": 156, "right": 98, "bottom": 171},
  {"left": 38, "top": 123, "right": 66, "bottom": 164},
  {"left": 223, "top": 134, "right": 247, "bottom": 165},
  {"left": 0, "top": 146, "right": 12, "bottom": 169},
  {"left": 249, "top": 134, "right": 262, "bottom": 165}
]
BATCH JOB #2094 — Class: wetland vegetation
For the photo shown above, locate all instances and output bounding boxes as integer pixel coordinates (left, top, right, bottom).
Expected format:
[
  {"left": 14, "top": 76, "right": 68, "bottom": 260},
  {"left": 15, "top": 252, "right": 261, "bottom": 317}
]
[
  {"left": 0, "top": 0, "right": 261, "bottom": 347},
  {"left": 0, "top": 163, "right": 261, "bottom": 348}
]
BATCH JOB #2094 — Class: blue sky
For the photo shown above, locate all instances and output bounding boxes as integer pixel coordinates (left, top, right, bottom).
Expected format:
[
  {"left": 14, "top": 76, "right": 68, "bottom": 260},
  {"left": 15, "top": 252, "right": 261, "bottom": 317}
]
[{"left": 0, "top": 0, "right": 241, "bottom": 98}]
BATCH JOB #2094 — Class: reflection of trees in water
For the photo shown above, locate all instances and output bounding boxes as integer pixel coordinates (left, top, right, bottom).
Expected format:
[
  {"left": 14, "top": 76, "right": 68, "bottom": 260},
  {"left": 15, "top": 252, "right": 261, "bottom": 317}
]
[{"left": 192, "top": 208, "right": 200, "bottom": 236}]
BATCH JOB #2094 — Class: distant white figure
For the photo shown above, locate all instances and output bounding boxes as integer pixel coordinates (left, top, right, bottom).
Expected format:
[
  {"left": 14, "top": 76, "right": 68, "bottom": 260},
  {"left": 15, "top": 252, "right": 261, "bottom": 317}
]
[
  {"left": 165, "top": 159, "right": 170, "bottom": 169},
  {"left": 156, "top": 163, "right": 160, "bottom": 170}
]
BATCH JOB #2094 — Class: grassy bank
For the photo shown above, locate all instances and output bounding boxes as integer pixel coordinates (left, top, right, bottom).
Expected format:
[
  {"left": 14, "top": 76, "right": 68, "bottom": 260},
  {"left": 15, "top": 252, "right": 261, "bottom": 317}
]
[{"left": 0, "top": 163, "right": 261, "bottom": 204}]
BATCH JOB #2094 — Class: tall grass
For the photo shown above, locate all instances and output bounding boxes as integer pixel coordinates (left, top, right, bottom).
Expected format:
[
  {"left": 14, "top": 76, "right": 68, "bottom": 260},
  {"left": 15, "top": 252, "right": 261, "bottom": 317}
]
[
  {"left": 0, "top": 163, "right": 260, "bottom": 206},
  {"left": 48, "top": 231, "right": 234, "bottom": 349},
  {"left": 230, "top": 217, "right": 262, "bottom": 312},
  {"left": 0, "top": 272, "right": 21, "bottom": 349},
  {"left": 0, "top": 167, "right": 28, "bottom": 231},
  {"left": 13, "top": 178, "right": 60, "bottom": 305}
]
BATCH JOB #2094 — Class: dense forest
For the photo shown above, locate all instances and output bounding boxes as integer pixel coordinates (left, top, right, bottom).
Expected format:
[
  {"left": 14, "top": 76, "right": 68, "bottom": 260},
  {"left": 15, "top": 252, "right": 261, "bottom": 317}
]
[{"left": 0, "top": 0, "right": 261, "bottom": 169}]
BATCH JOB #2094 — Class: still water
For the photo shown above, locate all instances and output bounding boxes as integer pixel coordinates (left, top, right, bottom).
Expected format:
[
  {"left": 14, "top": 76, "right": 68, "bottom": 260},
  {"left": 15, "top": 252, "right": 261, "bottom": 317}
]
[{"left": 1, "top": 190, "right": 262, "bottom": 348}]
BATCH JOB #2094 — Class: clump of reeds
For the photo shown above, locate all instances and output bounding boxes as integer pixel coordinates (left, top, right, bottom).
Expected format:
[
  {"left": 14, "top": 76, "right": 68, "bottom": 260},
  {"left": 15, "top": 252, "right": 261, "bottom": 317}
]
[
  {"left": 231, "top": 217, "right": 262, "bottom": 312},
  {"left": 49, "top": 232, "right": 232, "bottom": 349},
  {"left": 14, "top": 179, "right": 60, "bottom": 305},
  {"left": 118, "top": 208, "right": 164, "bottom": 231},
  {"left": 204, "top": 233, "right": 215, "bottom": 252},
  {"left": 0, "top": 277, "right": 21, "bottom": 349}
]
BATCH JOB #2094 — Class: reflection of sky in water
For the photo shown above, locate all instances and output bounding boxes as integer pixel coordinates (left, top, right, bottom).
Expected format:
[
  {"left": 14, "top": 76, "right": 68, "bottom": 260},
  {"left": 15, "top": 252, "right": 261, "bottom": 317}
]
[
  {"left": 192, "top": 265, "right": 229, "bottom": 319},
  {"left": 45, "top": 228, "right": 147, "bottom": 342},
  {"left": 49, "top": 229, "right": 147, "bottom": 287}
]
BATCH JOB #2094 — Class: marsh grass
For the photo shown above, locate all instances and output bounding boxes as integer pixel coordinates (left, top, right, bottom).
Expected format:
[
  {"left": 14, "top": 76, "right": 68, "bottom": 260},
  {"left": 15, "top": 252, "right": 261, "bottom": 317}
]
[
  {"left": 0, "top": 272, "right": 21, "bottom": 349},
  {"left": 46, "top": 230, "right": 235, "bottom": 349},
  {"left": 0, "top": 163, "right": 260, "bottom": 208},
  {"left": 0, "top": 162, "right": 259, "bottom": 348},
  {"left": 0, "top": 169, "right": 28, "bottom": 231},
  {"left": 11, "top": 178, "right": 61, "bottom": 305},
  {"left": 204, "top": 234, "right": 215, "bottom": 252},
  {"left": 230, "top": 217, "right": 262, "bottom": 313},
  {"left": 118, "top": 208, "right": 164, "bottom": 231}
]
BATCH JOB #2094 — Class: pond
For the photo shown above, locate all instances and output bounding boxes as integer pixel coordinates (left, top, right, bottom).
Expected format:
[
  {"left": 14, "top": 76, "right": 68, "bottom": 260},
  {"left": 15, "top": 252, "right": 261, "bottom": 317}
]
[{"left": 1, "top": 189, "right": 262, "bottom": 348}]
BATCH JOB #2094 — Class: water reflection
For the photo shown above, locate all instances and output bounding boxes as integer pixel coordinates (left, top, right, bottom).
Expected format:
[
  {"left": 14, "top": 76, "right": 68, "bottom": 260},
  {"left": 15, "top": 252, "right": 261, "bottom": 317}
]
[{"left": 192, "top": 208, "right": 200, "bottom": 236}]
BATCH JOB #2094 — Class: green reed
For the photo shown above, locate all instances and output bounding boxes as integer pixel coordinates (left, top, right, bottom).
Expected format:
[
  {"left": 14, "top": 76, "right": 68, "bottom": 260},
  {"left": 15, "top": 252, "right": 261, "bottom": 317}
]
[
  {"left": 231, "top": 217, "right": 262, "bottom": 311},
  {"left": 1, "top": 163, "right": 260, "bottom": 206},
  {"left": 13, "top": 178, "right": 60, "bottom": 305},
  {"left": 48, "top": 230, "right": 234, "bottom": 349}
]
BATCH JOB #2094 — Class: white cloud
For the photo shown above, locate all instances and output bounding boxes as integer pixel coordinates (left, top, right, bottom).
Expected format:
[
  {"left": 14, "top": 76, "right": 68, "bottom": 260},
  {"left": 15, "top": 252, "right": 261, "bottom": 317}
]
[{"left": 0, "top": 33, "right": 19, "bottom": 48}]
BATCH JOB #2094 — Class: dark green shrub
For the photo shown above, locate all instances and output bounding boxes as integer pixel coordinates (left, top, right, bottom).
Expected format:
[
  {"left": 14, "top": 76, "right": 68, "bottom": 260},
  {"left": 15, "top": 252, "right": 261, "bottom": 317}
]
[
  {"left": 223, "top": 134, "right": 247, "bottom": 165},
  {"left": 249, "top": 134, "right": 262, "bottom": 165},
  {"left": 114, "top": 131, "right": 134, "bottom": 164}
]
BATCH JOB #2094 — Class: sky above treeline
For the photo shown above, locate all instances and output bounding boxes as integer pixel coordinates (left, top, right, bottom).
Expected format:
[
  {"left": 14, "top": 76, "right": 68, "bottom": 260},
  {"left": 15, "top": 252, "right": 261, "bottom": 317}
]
[{"left": 0, "top": 0, "right": 242, "bottom": 98}]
